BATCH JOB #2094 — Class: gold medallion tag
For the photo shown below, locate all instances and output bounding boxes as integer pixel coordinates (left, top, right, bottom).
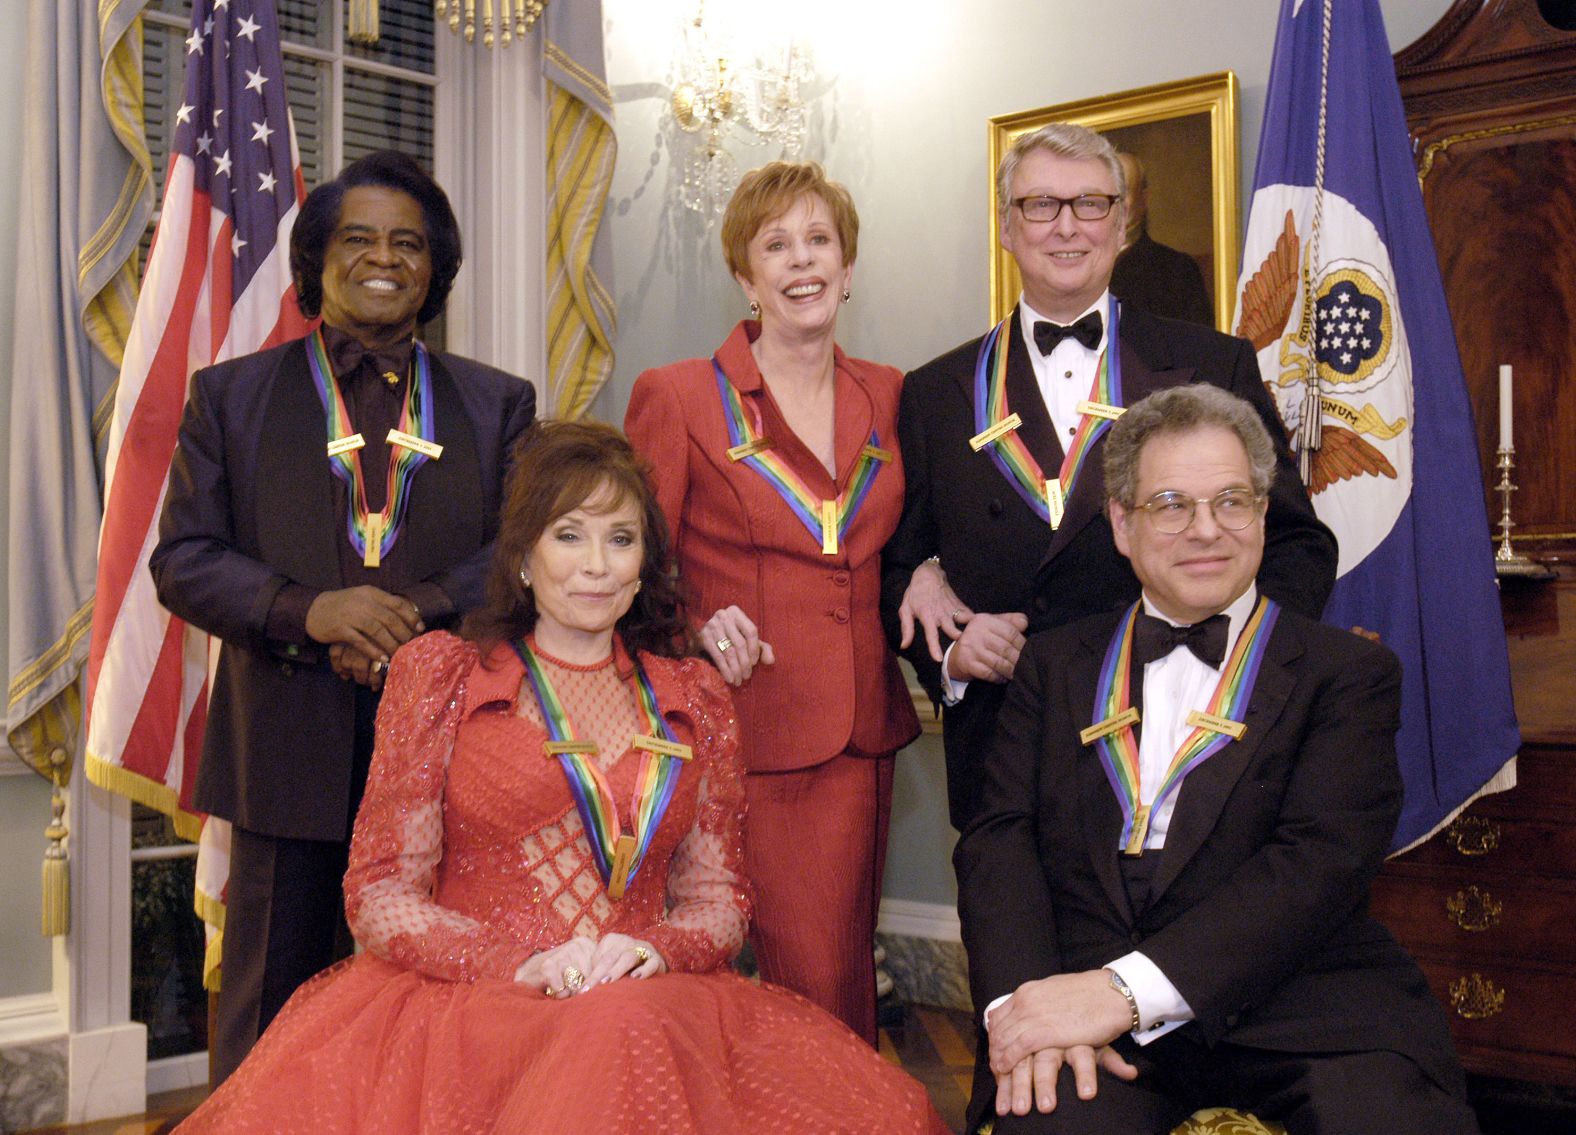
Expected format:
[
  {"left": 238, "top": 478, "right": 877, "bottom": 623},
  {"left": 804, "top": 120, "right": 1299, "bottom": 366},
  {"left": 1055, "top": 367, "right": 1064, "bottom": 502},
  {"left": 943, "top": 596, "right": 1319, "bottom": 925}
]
[
  {"left": 1046, "top": 479, "right": 1066, "bottom": 528},
  {"left": 1185, "top": 710, "right": 1247, "bottom": 740},
  {"left": 1123, "top": 805, "right": 1151, "bottom": 857},
  {"left": 820, "top": 500, "right": 839, "bottom": 555},
  {"left": 363, "top": 514, "right": 383, "bottom": 568},
  {"left": 1079, "top": 705, "right": 1140, "bottom": 746},
  {"left": 327, "top": 433, "right": 366, "bottom": 457},
  {"left": 607, "top": 834, "right": 638, "bottom": 900},
  {"left": 726, "top": 437, "right": 772, "bottom": 462},
  {"left": 969, "top": 413, "right": 1023, "bottom": 452},
  {"left": 1076, "top": 400, "right": 1125, "bottom": 422},
  {"left": 632, "top": 735, "right": 693, "bottom": 761},
  {"left": 861, "top": 443, "right": 894, "bottom": 463},
  {"left": 387, "top": 428, "right": 443, "bottom": 459}
]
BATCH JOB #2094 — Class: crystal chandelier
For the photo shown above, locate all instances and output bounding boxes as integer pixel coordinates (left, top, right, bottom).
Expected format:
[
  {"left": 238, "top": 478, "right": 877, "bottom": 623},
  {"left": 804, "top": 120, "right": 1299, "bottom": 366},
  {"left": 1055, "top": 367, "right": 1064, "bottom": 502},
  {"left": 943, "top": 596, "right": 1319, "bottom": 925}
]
[{"left": 668, "top": 2, "right": 813, "bottom": 217}]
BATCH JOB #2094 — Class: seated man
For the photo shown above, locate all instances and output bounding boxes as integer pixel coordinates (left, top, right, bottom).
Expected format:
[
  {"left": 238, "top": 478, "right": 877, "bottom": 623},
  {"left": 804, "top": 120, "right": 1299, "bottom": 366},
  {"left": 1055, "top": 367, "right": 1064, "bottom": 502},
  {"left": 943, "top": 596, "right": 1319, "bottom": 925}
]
[{"left": 954, "top": 384, "right": 1477, "bottom": 1134}]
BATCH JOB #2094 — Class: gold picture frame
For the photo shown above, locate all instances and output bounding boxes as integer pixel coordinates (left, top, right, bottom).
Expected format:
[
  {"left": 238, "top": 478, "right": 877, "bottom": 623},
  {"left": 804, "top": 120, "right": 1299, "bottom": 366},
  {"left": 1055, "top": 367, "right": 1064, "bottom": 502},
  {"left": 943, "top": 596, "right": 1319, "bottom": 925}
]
[{"left": 988, "top": 72, "right": 1240, "bottom": 331}]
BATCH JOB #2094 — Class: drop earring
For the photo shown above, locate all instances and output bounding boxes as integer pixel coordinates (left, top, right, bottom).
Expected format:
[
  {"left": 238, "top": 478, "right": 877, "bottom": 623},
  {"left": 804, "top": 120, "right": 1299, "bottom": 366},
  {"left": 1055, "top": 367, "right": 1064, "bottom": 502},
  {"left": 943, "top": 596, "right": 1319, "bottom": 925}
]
[
  {"left": 748, "top": 300, "right": 761, "bottom": 319},
  {"left": 518, "top": 567, "right": 531, "bottom": 589}
]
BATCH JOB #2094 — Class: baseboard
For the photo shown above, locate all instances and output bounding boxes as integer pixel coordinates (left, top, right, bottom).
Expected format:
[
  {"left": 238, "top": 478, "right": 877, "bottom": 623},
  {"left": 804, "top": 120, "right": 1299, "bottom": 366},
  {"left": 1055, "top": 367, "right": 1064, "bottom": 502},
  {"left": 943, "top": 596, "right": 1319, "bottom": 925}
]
[
  {"left": 148, "top": 1050, "right": 208, "bottom": 1095},
  {"left": 877, "top": 898, "right": 961, "bottom": 942}
]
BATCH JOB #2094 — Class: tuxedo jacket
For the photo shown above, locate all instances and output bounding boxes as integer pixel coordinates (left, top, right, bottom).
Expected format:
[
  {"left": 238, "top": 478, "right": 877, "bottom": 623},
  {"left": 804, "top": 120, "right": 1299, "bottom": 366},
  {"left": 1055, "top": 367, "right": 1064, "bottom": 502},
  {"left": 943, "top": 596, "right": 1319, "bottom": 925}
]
[
  {"left": 151, "top": 335, "right": 535, "bottom": 842},
  {"left": 880, "top": 304, "right": 1336, "bottom": 829},
  {"left": 626, "top": 320, "right": 920, "bottom": 773},
  {"left": 955, "top": 606, "right": 1462, "bottom": 1123}
]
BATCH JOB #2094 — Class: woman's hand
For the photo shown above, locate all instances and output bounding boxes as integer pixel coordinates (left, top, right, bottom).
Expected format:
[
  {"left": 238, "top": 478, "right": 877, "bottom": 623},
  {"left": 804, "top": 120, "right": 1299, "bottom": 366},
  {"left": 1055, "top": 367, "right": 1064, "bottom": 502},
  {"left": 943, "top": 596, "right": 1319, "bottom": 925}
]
[
  {"left": 585, "top": 933, "right": 666, "bottom": 986},
  {"left": 700, "top": 606, "right": 775, "bottom": 686},
  {"left": 898, "top": 560, "right": 971, "bottom": 663},
  {"left": 514, "top": 937, "right": 598, "bottom": 998}
]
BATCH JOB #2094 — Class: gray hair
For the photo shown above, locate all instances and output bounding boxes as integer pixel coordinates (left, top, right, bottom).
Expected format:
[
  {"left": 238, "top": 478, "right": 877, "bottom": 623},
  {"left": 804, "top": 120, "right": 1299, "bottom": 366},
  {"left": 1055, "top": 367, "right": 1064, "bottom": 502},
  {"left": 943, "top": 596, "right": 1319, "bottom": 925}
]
[
  {"left": 1103, "top": 385, "right": 1277, "bottom": 508},
  {"left": 996, "top": 122, "right": 1126, "bottom": 225}
]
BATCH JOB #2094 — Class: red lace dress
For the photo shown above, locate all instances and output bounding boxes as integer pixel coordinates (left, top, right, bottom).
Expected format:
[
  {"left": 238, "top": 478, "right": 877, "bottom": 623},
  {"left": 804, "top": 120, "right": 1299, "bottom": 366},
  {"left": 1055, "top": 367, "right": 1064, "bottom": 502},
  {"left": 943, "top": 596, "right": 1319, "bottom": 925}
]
[{"left": 176, "top": 633, "right": 945, "bottom": 1134}]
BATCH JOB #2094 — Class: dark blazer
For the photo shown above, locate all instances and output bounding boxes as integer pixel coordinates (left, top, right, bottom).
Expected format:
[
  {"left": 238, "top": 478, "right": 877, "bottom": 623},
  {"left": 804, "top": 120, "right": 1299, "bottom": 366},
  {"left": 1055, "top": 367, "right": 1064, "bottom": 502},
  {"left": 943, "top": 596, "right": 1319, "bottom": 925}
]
[
  {"left": 954, "top": 605, "right": 1462, "bottom": 1131},
  {"left": 880, "top": 304, "right": 1336, "bottom": 829},
  {"left": 1112, "top": 231, "right": 1213, "bottom": 327},
  {"left": 150, "top": 335, "right": 535, "bottom": 842}
]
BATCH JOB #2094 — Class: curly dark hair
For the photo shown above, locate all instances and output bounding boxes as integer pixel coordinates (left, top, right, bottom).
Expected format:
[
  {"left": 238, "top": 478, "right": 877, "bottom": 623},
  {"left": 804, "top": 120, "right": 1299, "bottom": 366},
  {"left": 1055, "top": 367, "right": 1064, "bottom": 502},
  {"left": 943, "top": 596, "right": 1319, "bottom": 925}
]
[
  {"left": 462, "top": 420, "right": 696, "bottom": 660},
  {"left": 290, "top": 151, "right": 462, "bottom": 325}
]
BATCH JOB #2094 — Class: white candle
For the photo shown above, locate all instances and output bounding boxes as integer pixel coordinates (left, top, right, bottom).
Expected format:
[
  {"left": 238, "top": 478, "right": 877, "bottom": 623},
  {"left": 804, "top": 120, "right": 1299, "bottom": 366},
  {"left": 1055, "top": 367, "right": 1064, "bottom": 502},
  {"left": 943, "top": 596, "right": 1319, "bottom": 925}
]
[{"left": 1499, "top": 364, "right": 1514, "bottom": 450}]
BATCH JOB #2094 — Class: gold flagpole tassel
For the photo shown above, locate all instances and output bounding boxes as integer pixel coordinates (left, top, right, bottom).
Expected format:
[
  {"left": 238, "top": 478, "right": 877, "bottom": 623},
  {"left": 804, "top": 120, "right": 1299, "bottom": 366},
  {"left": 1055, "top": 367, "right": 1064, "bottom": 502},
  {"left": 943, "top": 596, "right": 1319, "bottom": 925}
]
[
  {"left": 41, "top": 746, "right": 70, "bottom": 937},
  {"left": 349, "top": 0, "right": 382, "bottom": 46}
]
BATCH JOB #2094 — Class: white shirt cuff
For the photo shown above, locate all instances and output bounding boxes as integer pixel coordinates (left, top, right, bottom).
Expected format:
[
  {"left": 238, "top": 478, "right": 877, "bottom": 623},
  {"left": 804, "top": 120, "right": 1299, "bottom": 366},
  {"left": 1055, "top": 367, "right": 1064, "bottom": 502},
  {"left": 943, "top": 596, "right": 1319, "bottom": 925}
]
[
  {"left": 1107, "top": 951, "right": 1193, "bottom": 1045},
  {"left": 940, "top": 640, "right": 969, "bottom": 705}
]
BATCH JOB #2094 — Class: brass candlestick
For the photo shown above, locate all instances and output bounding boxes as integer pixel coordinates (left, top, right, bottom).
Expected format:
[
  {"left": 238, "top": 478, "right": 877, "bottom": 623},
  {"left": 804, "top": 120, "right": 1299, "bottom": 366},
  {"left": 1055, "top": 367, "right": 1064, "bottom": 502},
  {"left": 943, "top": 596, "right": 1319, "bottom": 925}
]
[{"left": 1493, "top": 446, "right": 1543, "bottom": 577}]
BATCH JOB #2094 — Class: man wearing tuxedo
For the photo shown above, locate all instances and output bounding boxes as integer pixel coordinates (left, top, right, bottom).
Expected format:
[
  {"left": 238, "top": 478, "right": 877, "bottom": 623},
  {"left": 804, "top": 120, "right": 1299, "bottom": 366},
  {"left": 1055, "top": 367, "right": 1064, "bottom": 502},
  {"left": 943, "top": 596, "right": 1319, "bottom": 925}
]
[
  {"left": 953, "top": 384, "right": 1476, "bottom": 1134},
  {"left": 881, "top": 122, "right": 1335, "bottom": 832},
  {"left": 152, "top": 152, "right": 535, "bottom": 1082}
]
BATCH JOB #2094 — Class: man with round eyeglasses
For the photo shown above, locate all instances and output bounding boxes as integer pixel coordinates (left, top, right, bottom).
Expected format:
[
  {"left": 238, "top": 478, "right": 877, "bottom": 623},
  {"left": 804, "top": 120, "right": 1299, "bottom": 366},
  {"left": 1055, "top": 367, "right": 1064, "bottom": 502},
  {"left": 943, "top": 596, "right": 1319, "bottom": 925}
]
[
  {"left": 953, "top": 385, "right": 1476, "bottom": 1134},
  {"left": 881, "top": 121, "right": 1335, "bottom": 833}
]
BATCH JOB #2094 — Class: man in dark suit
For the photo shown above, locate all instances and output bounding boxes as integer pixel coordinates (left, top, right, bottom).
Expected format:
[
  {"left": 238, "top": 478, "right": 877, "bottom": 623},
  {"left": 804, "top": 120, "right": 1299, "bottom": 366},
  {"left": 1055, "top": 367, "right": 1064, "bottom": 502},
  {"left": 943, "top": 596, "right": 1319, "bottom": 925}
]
[
  {"left": 953, "top": 384, "right": 1476, "bottom": 1134},
  {"left": 881, "top": 122, "right": 1335, "bottom": 832},
  {"left": 1110, "top": 152, "right": 1213, "bottom": 327},
  {"left": 151, "top": 151, "right": 535, "bottom": 1082}
]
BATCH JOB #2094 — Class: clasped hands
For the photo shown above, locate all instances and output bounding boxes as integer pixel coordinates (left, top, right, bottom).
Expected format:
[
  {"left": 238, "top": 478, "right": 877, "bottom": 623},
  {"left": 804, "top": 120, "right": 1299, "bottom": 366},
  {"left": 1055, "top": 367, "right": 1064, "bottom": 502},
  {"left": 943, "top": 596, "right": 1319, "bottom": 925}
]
[
  {"left": 307, "top": 585, "right": 424, "bottom": 692},
  {"left": 514, "top": 932, "right": 665, "bottom": 999},
  {"left": 984, "top": 969, "right": 1139, "bottom": 1118},
  {"left": 700, "top": 606, "right": 775, "bottom": 687},
  {"left": 897, "top": 560, "right": 1027, "bottom": 685}
]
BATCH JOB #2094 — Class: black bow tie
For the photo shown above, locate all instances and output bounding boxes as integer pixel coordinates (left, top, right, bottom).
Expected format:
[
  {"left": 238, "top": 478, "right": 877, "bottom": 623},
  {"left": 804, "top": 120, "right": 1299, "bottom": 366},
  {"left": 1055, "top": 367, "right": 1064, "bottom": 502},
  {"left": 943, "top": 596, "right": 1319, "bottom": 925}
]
[
  {"left": 1133, "top": 611, "right": 1228, "bottom": 669},
  {"left": 1033, "top": 311, "right": 1103, "bottom": 354},
  {"left": 324, "top": 327, "right": 414, "bottom": 386}
]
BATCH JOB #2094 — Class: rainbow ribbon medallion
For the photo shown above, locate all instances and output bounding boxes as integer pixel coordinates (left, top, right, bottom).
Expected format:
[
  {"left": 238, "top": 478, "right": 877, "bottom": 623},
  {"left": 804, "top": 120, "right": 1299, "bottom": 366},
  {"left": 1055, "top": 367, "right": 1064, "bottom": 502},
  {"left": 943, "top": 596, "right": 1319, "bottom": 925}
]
[
  {"left": 713, "top": 359, "right": 887, "bottom": 555},
  {"left": 515, "top": 640, "right": 690, "bottom": 900},
  {"left": 1088, "top": 597, "right": 1281, "bottom": 855},
  {"left": 969, "top": 294, "right": 1124, "bottom": 528},
  {"left": 307, "top": 328, "right": 438, "bottom": 568}
]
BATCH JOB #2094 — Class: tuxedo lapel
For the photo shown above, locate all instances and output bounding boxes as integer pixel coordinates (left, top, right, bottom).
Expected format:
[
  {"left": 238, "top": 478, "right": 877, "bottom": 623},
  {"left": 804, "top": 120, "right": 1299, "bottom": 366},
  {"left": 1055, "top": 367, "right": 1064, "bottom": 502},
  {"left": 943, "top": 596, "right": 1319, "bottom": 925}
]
[
  {"left": 1146, "top": 617, "right": 1305, "bottom": 906},
  {"left": 1002, "top": 313, "right": 1065, "bottom": 472},
  {"left": 1070, "top": 617, "right": 1138, "bottom": 925},
  {"left": 256, "top": 340, "right": 342, "bottom": 589},
  {"left": 400, "top": 353, "right": 483, "bottom": 584}
]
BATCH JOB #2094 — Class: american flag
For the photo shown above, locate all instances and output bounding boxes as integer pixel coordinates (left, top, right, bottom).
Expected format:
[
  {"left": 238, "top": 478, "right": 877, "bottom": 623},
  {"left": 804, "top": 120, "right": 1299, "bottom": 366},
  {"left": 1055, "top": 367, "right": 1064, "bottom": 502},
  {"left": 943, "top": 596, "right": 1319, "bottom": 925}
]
[{"left": 85, "top": 0, "right": 310, "bottom": 974}]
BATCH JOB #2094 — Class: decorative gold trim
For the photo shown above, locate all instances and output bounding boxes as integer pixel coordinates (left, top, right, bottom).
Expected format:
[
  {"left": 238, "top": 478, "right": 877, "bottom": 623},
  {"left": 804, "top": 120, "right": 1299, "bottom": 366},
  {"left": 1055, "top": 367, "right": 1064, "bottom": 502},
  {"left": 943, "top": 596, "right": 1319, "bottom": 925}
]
[
  {"left": 1416, "top": 113, "right": 1576, "bottom": 185},
  {"left": 1443, "top": 814, "right": 1500, "bottom": 856},
  {"left": 988, "top": 72, "right": 1239, "bottom": 332},
  {"left": 1448, "top": 972, "right": 1505, "bottom": 1020},
  {"left": 1445, "top": 885, "right": 1502, "bottom": 933}
]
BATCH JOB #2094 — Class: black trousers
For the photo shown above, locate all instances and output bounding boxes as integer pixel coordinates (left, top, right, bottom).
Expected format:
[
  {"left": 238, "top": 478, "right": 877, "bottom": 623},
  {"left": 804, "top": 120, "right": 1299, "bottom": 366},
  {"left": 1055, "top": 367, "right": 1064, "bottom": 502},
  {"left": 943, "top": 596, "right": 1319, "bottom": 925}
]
[
  {"left": 978, "top": 1028, "right": 1479, "bottom": 1135},
  {"left": 210, "top": 684, "right": 377, "bottom": 1086}
]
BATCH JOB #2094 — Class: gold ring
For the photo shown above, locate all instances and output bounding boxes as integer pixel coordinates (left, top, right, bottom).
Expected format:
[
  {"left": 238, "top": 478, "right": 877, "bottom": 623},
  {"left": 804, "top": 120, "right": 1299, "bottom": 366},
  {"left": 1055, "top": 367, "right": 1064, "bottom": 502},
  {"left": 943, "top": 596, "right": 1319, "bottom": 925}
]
[
  {"left": 716, "top": 637, "right": 733, "bottom": 653},
  {"left": 632, "top": 946, "right": 650, "bottom": 965},
  {"left": 372, "top": 659, "right": 389, "bottom": 676},
  {"left": 562, "top": 965, "right": 586, "bottom": 992},
  {"left": 544, "top": 984, "right": 563, "bottom": 997},
  {"left": 950, "top": 609, "right": 963, "bottom": 621}
]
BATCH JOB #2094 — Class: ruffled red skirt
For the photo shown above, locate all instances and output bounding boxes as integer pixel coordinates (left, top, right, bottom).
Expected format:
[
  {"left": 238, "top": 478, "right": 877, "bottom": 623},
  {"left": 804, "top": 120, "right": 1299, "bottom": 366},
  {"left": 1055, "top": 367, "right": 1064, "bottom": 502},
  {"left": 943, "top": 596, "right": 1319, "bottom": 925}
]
[{"left": 177, "top": 955, "right": 946, "bottom": 1133}]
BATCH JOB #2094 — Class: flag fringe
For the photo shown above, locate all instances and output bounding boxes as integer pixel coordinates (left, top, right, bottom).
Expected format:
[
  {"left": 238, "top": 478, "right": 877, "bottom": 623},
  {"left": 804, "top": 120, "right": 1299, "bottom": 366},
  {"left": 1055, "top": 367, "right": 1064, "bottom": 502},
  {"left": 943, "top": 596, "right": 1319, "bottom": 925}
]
[{"left": 84, "top": 753, "right": 206, "bottom": 842}]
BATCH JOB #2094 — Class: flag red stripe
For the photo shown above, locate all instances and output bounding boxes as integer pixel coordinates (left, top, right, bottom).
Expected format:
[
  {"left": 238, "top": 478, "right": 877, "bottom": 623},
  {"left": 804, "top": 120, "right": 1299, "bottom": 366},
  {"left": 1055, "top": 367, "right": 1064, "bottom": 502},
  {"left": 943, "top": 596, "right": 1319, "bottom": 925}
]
[{"left": 115, "top": 618, "right": 188, "bottom": 786}]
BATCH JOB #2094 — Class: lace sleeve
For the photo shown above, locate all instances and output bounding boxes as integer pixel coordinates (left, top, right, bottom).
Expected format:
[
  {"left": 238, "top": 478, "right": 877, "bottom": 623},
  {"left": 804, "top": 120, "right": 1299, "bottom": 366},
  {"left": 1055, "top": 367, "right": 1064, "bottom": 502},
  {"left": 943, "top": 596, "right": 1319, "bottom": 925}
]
[
  {"left": 640, "top": 660, "right": 752, "bottom": 973},
  {"left": 343, "top": 632, "right": 536, "bottom": 983}
]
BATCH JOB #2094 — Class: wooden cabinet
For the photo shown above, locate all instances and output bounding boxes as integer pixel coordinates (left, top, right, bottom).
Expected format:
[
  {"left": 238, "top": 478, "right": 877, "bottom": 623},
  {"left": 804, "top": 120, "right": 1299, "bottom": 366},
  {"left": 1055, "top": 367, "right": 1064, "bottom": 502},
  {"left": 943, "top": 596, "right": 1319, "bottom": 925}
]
[{"left": 1370, "top": 742, "right": 1576, "bottom": 1085}]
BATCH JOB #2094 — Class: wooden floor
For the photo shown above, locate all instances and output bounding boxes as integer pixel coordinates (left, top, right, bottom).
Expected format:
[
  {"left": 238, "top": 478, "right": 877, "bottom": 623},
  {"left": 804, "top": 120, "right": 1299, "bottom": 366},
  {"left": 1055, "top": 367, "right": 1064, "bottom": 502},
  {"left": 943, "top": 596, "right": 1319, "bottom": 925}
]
[{"left": 22, "top": 1003, "right": 1576, "bottom": 1135}]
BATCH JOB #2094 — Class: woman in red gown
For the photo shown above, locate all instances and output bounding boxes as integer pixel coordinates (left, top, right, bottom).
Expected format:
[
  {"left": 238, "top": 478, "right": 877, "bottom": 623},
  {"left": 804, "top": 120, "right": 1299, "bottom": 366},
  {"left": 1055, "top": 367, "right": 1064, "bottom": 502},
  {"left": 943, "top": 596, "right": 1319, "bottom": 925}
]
[{"left": 176, "top": 421, "right": 945, "bottom": 1133}]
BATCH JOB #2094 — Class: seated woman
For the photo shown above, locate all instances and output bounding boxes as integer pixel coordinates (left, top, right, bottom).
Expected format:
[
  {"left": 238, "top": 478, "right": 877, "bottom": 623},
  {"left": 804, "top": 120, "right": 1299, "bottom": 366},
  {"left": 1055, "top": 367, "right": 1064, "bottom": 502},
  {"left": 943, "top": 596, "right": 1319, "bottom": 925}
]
[{"left": 176, "top": 421, "right": 946, "bottom": 1133}]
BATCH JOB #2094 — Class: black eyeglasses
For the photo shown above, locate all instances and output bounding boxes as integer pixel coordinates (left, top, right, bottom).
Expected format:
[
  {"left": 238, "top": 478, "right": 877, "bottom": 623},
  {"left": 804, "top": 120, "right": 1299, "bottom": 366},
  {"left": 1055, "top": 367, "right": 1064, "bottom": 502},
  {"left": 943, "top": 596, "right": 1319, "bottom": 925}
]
[
  {"left": 1132, "top": 488, "right": 1265, "bottom": 534},
  {"left": 1010, "top": 194, "right": 1121, "bottom": 223}
]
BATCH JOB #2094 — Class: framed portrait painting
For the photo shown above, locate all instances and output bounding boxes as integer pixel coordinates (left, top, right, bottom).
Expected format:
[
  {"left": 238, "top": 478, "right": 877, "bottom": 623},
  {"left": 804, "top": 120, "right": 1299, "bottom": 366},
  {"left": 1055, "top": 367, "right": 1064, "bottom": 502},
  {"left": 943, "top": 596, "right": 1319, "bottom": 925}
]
[{"left": 988, "top": 72, "right": 1240, "bottom": 332}]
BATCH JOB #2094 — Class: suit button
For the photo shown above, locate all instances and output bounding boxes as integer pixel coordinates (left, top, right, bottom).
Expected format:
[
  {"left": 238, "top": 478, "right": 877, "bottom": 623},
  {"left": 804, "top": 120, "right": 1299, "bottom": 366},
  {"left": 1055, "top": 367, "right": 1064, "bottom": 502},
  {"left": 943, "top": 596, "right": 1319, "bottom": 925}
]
[
  {"left": 832, "top": 571, "right": 850, "bottom": 587},
  {"left": 832, "top": 607, "right": 850, "bottom": 623},
  {"left": 1034, "top": 596, "right": 1050, "bottom": 614},
  {"left": 280, "top": 663, "right": 294, "bottom": 677},
  {"left": 988, "top": 499, "right": 1004, "bottom": 517}
]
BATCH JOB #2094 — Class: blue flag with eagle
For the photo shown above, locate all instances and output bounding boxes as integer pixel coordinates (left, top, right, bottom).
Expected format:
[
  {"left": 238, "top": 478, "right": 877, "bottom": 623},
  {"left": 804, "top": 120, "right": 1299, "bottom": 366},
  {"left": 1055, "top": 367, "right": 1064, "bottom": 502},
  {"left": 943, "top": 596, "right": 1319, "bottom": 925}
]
[{"left": 1234, "top": 0, "right": 1518, "bottom": 851}]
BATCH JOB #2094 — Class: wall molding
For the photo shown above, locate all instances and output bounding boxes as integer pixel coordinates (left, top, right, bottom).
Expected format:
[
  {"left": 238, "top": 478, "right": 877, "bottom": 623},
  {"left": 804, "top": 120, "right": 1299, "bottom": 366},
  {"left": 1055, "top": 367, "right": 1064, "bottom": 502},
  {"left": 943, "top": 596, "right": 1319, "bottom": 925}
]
[{"left": 877, "top": 898, "right": 961, "bottom": 942}]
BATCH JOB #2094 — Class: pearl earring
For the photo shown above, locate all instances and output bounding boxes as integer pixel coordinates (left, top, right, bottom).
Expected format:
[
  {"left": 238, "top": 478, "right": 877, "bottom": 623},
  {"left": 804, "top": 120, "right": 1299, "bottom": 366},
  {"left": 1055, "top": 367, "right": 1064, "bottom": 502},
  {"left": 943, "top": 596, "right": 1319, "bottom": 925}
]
[{"left": 518, "top": 567, "right": 531, "bottom": 589}]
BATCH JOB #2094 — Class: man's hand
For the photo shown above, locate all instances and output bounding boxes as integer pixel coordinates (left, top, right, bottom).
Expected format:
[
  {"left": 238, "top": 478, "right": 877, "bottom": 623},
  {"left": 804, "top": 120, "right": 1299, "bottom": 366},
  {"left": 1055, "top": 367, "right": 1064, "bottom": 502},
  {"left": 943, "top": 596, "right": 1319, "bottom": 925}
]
[
  {"left": 329, "top": 643, "right": 388, "bottom": 692},
  {"left": 986, "top": 970, "right": 1136, "bottom": 1075},
  {"left": 897, "top": 560, "right": 971, "bottom": 662},
  {"left": 306, "top": 586, "right": 424, "bottom": 660},
  {"left": 946, "top": 611, "right": 1029, "bottom": 684},
  {"left": 994, "top": 1044, "right": 1139, "bottom": 1117}
]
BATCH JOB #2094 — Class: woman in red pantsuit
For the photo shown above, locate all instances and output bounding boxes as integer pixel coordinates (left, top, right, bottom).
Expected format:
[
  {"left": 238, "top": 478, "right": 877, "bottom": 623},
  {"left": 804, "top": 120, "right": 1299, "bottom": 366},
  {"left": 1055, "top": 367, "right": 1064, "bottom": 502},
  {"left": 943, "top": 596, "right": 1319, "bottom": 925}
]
[{"left": 626, "top": 162, "right": 920, "bottom": 1045}]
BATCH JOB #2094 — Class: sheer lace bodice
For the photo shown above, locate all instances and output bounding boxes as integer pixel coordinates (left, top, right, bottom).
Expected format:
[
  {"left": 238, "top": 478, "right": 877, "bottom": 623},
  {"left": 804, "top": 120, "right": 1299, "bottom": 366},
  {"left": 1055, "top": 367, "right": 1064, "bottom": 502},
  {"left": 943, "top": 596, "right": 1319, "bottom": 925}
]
[{"left": 344, "top": 632, "right": 750, "bottom": 983}]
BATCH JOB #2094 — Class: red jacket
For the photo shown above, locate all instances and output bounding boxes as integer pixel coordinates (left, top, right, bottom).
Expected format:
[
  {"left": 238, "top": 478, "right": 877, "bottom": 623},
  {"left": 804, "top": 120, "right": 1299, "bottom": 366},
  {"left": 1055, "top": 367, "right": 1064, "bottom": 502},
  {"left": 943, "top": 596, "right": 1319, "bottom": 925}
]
[{"left": 627, "top": 321, "right": 920, "bottom": 773}]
